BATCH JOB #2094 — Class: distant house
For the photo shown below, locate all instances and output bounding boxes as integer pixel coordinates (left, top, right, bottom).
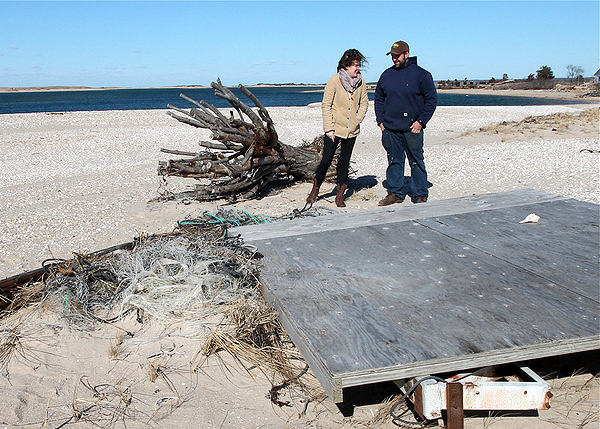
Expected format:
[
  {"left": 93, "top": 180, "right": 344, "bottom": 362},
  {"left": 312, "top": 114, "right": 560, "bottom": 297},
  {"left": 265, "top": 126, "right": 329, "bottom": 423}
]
[{"left": 595, "top": 69, "right": 600, "bottom": 83}]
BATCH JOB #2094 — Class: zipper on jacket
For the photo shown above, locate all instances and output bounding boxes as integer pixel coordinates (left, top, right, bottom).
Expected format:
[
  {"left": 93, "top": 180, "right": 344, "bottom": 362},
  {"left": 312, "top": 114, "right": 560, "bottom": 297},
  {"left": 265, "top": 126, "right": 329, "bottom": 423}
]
[{"left": 346, "top": 91, "right": 352, "bottom": 137}]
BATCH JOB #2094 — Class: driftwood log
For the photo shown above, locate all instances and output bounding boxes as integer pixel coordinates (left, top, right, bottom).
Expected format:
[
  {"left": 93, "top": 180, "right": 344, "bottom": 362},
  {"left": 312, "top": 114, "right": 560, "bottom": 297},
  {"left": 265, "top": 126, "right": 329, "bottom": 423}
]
[{"left": 159, "top": 79, "right": 323, "bottom": 201}]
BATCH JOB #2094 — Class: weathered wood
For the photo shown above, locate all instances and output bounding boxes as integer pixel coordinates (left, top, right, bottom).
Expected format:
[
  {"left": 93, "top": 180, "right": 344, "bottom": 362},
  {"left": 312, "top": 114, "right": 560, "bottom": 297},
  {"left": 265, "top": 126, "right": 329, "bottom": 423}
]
[
  {"left": 237, "top": 84, "right": 279, "bottom": 146},
  {"left": 199, "top": 140, "right": 238, "bottom": 151},
  {"left": 212, "top": 79, "right": 265, "bottom": 135},
  {"left": 235, "top": 189, "right": 567, "bottom": 241},
  {"left": 237, "top": 190, "right": 600, "bottom": 402},
  {"left": 416, "top": 198, "right": 599, "bottom": 300},
  {"left": 159, "top": 148, "right": 200, "bottom": 157},
  {"left": 161, "top": 79, "right": 321, "bottom": 201}
]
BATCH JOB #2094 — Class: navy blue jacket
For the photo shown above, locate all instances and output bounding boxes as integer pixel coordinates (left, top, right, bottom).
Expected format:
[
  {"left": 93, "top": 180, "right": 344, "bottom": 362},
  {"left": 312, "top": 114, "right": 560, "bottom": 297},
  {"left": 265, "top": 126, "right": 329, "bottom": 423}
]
[{"left": 374, "top": 57, "right": 437, "bottom": 132}]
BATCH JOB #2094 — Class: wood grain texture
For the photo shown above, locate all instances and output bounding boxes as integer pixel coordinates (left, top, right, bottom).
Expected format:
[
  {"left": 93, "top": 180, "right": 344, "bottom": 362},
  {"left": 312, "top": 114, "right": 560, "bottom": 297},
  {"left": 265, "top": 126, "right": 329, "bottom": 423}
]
[
  {"left": 240, "top": 191, "right": 600, "bottom": 403},
  {"left": 234, "top": 189, "right": 567, "bottom": 241},
  {"left": 416, "top": 198, "right": 599, "bottom": 301}
]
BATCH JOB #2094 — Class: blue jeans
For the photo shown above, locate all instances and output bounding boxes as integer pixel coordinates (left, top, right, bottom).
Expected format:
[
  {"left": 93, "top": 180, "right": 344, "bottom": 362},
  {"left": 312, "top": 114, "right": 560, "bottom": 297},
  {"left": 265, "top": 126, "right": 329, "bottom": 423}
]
[{"left": 382, "top": 128, "right": 428, "bottom": 199}]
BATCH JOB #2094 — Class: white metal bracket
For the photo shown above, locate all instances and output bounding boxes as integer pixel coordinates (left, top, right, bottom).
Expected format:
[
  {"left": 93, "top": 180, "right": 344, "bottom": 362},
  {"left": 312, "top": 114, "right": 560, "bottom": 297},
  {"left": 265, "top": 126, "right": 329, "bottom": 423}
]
[{"left": 397, "top": 364, "right": 552, "bottom": 422}]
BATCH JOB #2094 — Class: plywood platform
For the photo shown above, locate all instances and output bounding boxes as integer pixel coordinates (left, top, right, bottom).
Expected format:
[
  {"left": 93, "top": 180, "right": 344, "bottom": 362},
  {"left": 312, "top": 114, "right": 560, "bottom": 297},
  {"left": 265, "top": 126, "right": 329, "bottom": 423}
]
[{"left": 235, "top": 190, "right": 600, "bottom": 402}]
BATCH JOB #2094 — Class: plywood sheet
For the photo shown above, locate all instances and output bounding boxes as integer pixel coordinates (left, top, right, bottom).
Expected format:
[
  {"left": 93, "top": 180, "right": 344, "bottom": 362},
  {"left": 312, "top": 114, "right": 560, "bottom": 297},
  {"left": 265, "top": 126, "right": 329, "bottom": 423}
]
[{"left": 236, "top": 190, "right": 600, "bottom": 402}]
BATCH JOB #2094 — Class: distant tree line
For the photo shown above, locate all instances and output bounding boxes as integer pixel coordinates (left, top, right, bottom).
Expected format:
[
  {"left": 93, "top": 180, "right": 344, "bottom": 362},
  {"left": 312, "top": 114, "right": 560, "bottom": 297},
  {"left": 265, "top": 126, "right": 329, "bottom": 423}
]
[
  {"left": 497, "top": 64, "right": 585, "bottom": 83},
  {"left": 437, "top": 64, "right": 589, "bottom": 90},
  {"left": 492, "top": 65, "right": 555, "bottom": 83}
]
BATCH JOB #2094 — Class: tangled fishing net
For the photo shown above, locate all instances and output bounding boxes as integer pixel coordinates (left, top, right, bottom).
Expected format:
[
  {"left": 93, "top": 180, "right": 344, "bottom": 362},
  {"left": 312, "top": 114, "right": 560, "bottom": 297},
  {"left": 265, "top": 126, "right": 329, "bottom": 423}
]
[
  {"left": 29, "top": 206, "right": 328, "bottom": 329},
  {"left": 40, "top": 216, "right": 260, "bottom": 328}
]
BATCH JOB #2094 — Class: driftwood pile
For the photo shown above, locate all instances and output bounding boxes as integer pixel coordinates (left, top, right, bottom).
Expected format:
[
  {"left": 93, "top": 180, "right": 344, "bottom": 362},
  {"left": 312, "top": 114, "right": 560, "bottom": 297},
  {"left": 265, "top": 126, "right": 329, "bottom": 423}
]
[{"left": 159, "top": 79, "right": 322, "bottom": 201}]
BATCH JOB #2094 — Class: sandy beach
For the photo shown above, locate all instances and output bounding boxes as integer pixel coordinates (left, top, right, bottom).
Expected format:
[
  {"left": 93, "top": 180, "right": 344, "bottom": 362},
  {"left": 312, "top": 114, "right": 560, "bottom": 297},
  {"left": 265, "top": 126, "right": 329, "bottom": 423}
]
[
  {"left": 0, "top": 93, "right": 598, "bottom": 428},
  {"left": 1, "top": 99, "right": 598, "bottom": 279}
]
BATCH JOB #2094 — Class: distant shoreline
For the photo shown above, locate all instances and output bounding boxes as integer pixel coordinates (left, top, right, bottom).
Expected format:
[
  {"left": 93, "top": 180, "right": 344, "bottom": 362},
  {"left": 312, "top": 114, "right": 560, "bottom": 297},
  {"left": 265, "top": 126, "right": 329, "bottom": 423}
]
[
  {"left": 0, "top": 85, "right": 214, "bottom": 93},
  {"left": 0, "top": 83, "right": 324, "bottom": 94},
  {"left": 1, "top": 85, "right": 596, "bottom": 102},
  {"left": 437, "top": 88, "right": 599, "bottom": 102}
]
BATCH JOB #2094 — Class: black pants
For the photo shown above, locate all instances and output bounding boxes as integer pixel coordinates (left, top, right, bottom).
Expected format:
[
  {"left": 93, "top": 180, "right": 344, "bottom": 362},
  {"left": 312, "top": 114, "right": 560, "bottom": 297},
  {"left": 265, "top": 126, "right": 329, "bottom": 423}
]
[{"left": 314, "top": 134, "right": 356, "bottom": 186}]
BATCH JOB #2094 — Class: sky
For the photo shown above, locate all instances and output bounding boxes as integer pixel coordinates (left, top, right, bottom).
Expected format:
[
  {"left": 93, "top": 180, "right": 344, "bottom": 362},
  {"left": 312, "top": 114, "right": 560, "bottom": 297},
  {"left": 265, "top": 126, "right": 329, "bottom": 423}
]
[{"left": 1, "top": 1, "right": 598, "bottom": 88}]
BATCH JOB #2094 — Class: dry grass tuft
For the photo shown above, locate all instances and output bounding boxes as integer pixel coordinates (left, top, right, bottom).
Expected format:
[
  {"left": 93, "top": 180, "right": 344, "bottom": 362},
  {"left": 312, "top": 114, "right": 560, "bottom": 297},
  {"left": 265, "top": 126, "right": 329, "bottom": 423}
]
[
  {"left": 0, "top": 321, "right": 46, "bottom": 379},
  {"left": 108, "top": 332, "right": 128, "bottom": 360},
  {"left": 371, "top": 394, "right": 397, "bottom": 425},
  {"left": 0, "top": 328, "right": 26, "bottom": 377},
  {"left": 1, "top": 281, "right": 46, "bottom": 317},
  {"left": 46, "top": 376, "right": 163, "bottom": 428},
  {"left": 195, "top": 296, "right": 322, "bottom": 408},
  {"left": 463, "top": 107, "right": 600, "bottom": 138}
]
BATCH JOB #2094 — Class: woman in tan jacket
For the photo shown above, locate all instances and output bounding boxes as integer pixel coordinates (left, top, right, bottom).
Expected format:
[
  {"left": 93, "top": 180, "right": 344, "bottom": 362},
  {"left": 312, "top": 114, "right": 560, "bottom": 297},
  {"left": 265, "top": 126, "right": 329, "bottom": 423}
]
[{"left": 306, "top": 49, "right": 369, "bottom": 207}]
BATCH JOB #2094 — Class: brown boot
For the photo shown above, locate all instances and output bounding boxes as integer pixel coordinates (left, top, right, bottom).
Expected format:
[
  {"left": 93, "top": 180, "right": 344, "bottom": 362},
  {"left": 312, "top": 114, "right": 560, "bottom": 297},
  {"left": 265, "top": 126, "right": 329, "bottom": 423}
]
[
  {"left": 306, "top": 178, "right": 320, "bottom": 203},
  {"left": 335, "top": 184, "right": 347, "bottom": 207},
  {"left": 378, "top": 193, "right": 404, "bottom": 206}
]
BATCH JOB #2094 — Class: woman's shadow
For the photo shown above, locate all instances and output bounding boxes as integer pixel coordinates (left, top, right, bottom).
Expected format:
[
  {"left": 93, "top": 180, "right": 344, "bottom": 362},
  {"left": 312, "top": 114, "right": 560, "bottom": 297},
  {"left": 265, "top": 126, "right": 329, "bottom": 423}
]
[
  {"left": 321, "top": 175, "right": 432, "bottom": 202},
  {"left": 320, "top": 175, "right": 378, "bottom": 199}
]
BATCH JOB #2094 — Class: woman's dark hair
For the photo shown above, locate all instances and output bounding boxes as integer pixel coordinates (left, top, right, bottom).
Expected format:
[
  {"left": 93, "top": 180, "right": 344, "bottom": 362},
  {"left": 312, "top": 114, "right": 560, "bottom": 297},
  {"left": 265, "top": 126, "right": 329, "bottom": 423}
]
[{"left": 337, "top": 49, "right": 367, "bottom": 72}]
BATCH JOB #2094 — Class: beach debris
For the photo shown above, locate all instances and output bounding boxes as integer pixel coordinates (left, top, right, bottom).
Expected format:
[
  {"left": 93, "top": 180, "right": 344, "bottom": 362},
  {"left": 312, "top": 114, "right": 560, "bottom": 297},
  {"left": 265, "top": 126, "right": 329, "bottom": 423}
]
[
  {"left": 39, "top": 229, "right": 261, "bottom": 328},
  {"left": 0, "top": 207, "right": 329, "bottom": 323},
  {"left": 0, "top": 208, "right": 331, "bottom": 417},
  {"left": 520, "top": 213, "right": 540, "bottom": 224},
  {"left": 0, "top": 212, "right": 263, "bottom": 329},
  {"left": 160, "top": 79, "right": 322, "bottom": 201}
]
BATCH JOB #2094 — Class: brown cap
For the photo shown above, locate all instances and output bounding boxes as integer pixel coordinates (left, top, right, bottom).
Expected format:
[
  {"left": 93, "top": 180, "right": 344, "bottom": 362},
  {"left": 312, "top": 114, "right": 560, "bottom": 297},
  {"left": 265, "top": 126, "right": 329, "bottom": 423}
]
[{"left": 386, "top": 41, "right": 409, "bottom": 56}]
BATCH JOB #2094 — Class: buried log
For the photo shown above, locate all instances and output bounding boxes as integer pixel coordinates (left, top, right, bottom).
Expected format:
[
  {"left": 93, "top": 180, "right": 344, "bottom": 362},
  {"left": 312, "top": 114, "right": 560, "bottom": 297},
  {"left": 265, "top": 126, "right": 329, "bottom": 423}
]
[{"left": 159, "top": 79, "right": 322, "bottom": 201}]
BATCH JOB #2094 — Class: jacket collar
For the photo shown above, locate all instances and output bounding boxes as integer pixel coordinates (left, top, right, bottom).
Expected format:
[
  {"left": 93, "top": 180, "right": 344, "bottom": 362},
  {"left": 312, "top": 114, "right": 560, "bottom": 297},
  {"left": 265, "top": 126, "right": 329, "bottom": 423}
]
[{"left": 393, "top": 56, "right": 418, "bottom": 70}]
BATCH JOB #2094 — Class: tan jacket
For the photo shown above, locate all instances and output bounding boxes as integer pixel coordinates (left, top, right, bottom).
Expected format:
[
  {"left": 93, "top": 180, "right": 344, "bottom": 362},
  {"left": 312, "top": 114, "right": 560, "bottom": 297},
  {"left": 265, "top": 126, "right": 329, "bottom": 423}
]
[{"left": 322, "top": 74, "right": 369, "bottom": 139}]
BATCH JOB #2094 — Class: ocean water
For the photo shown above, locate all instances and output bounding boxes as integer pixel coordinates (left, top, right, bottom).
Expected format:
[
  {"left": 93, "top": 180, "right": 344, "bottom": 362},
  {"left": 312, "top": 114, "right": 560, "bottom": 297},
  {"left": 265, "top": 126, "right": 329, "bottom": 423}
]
[{"left": 0, "top": 86, "right": 587, "bottom": 114}]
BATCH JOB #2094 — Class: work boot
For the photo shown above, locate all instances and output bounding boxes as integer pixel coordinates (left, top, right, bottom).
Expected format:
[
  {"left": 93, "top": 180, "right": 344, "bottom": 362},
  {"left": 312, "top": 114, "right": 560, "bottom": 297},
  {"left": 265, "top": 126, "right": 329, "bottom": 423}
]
[
  {"left": 378, "top": 193, "right": 404, "bottom": 206},
  {"left": 335, "top": 184, "right": 347, "bottom": 207},
  {"left": 414, "top": 196, "right": 428, "bottom": 203},
  {"left": 306, "top": 178, "right": 320, "bottom": 203}
]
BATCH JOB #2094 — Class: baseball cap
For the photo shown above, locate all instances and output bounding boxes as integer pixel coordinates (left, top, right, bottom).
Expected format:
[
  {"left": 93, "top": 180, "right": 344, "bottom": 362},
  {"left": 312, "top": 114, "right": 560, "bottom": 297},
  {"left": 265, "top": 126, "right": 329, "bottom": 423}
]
[{"left": 386, "top": 41, "right": 409, "bottom": 56}]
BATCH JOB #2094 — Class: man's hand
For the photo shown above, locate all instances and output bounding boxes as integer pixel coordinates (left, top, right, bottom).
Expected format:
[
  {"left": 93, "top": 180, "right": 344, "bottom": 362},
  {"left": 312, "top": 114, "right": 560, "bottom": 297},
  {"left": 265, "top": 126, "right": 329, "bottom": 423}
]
[
  {"left": 326, "top": 131, "right": 335, "bottom": 140},
  {"left": 410, "top": 121, "right": 422, "bottom": 133},
  {"left": 379, "top": 123, "right": 385, "bottom": 131}
]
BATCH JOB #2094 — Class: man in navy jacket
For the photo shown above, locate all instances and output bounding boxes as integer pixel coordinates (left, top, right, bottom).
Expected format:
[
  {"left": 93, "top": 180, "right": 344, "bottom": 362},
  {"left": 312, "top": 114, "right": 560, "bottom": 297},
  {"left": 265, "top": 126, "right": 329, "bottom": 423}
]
[{"left": 375, "top": 40, "right": 437, "bottom": 205}]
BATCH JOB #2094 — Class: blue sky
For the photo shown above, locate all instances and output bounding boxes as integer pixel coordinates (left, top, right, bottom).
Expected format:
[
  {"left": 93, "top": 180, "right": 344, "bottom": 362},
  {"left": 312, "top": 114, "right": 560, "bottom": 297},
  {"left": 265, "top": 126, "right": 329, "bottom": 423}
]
[{"left": 1, "top": 1, "right": 598, "bottom": 87}]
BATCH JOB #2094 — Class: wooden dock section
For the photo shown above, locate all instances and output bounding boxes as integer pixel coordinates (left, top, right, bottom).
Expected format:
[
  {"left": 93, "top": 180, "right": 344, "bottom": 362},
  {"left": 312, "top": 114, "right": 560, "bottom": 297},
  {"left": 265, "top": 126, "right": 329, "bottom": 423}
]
[{"left": 235, "top": 190, "right": 600, "bottom": 402}]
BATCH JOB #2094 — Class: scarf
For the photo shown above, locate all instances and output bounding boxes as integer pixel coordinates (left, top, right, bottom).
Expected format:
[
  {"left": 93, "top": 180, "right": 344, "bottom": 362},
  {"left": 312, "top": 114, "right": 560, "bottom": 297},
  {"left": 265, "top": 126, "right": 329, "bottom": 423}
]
[{"left": 338, "top": 69, "right": 362, "bottom": 94}]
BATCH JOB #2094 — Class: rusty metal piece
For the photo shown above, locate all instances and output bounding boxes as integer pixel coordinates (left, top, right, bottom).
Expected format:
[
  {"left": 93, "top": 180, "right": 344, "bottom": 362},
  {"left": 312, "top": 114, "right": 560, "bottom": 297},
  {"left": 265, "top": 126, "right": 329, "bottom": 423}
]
[
  {"left": 543, "top": 389, "right": 553, "bottom": 410},
  {"left": 446, "top": 382, "right": 464, "bottom": 429},
  {"left": 412, "top": 383, "right": 425, "bottom": 420}
]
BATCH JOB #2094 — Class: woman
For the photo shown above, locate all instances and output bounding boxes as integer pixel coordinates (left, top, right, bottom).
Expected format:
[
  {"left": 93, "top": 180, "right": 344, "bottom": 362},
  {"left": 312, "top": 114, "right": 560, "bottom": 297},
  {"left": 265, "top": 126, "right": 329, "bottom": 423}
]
[{"left": 306, "top": 49, "right": 369, "bottom": 207}]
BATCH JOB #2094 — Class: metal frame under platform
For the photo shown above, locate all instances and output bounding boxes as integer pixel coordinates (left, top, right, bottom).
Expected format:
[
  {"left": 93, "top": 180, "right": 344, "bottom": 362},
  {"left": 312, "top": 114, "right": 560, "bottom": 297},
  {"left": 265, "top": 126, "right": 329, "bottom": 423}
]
[
  {"left": 402, "top": 364, "right": 552, "bottom": 421},
  {"left": 235, "top": 190, "right": 600, "bottom": 403}
]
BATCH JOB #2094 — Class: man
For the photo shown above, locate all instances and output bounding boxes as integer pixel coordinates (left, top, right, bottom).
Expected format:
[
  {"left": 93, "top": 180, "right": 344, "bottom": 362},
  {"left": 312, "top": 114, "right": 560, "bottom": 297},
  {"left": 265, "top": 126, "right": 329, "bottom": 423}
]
[{"left": 375, "top": 40, "right": 437, "bottom": 205}]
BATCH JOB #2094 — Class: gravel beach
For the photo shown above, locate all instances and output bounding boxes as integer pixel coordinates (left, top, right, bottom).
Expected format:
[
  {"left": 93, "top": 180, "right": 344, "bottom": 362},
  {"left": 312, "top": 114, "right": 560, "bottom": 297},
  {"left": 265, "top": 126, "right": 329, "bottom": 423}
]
[
  {"left": 0, "top": 98, "right": 598, "bottom": 428},
  {"left": 1, "top": 102, "right": 597, "bottom": 278}
]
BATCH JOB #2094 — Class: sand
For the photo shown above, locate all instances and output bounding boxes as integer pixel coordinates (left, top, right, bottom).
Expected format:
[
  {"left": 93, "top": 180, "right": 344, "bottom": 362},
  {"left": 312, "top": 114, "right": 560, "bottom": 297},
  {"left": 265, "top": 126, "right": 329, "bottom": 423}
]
[
  {"left": 0, "top": 95, "right": 598, "bottom": 428},
  {"left": 1, "top": 101, "right": 598, "bottom": 278}
]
